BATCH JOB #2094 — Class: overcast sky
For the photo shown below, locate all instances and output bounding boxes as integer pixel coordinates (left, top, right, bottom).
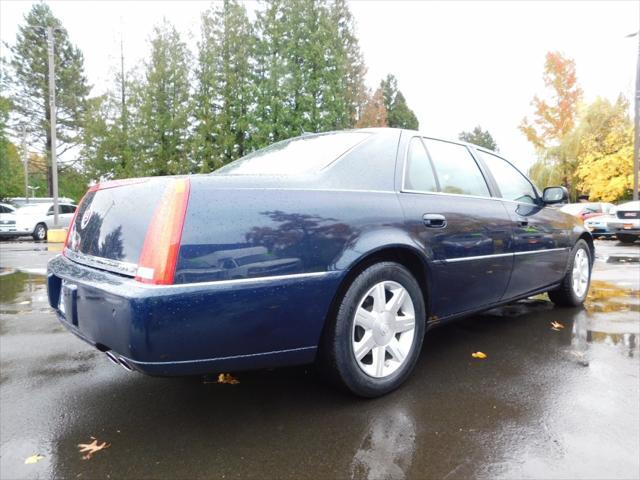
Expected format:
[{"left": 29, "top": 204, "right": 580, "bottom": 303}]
[{"left": 1, "top": 0, "right": 637, "bottom": 170}]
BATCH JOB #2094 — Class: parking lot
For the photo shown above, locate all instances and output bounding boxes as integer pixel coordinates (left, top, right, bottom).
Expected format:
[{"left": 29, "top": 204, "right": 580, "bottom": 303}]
[{"left": 0, "top": 238, "right": 638, "bottom": 479}]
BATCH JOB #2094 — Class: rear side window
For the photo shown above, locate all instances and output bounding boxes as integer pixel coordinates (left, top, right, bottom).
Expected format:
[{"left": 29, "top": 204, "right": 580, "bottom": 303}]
[
  {"left": 215, "top": 132, "right": 370, "bottom": 175},
  {"left": 423, "top": 139, "right": 490, "bottom": 197},
  {"left": 404, "top": 137, "right": 437, "bottom": 192},
  {"left": 477, "top": 151, "right": 537, "bottom": 204}
]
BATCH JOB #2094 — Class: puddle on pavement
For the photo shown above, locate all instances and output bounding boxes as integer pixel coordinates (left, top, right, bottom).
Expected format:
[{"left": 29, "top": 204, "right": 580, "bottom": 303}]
[
  {"left": 606, "top": 255, "right": 640, "bottom": 264},
  {"left": 483, "top": 280, "right": 639, "bottom": 359},
  {"left": 585, "top": 280, "right": 639, "bottom": 313},
  {"left": 0, "top": 271, "right": 47, "bottom": 313}
]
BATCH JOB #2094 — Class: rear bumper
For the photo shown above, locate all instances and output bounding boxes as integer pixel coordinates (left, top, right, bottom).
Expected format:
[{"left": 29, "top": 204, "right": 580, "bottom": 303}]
[
  {"left": 47, "top": 255, "right": 342, "bottom": 375},
  {"left": 0, "top": 230, "right": 29, "bottom": 238}
]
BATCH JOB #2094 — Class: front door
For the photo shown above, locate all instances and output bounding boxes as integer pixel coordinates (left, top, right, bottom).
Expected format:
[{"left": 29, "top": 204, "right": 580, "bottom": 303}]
[{"left": 473, "top": 149, "right": 572, "bottom": 298}]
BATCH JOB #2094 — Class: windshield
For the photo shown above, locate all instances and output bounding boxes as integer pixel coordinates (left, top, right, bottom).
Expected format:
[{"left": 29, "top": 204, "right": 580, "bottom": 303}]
[{"left": 215, "top": 132, "right": 370, "bottom": 175}]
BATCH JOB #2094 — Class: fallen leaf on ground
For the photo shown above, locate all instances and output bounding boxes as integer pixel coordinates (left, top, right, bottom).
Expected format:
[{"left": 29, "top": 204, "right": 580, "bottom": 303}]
[
  {"left": 471, "top": 351, "right": 487, "bottom": 359},
  {"left": 24, "top": 454, "right": 44, "bottom": 465},
  {"left": 78, "top": 438, "right": 110, "bottom": 460},
  {"left": 217, "top": 373, "right": 239, "bottom": 384},
  {"left": 551, "top": 321, "right": 565, "bottom": 331}
]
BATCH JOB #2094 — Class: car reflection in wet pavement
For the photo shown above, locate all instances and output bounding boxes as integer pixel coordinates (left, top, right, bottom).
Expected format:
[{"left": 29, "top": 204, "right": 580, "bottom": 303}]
[{"left": 0, "top": 240, "right": 638, "bottom": 479}]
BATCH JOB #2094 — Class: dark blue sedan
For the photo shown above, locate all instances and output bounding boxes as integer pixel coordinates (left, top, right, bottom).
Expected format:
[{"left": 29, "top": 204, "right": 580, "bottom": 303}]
[{"left": 47, "top": 129, "right": 593, "bottom": 397}]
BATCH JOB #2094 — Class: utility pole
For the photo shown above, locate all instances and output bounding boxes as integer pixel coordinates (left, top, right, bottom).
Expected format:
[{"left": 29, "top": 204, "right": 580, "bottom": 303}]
[
  {"left": 633, "top": 31, "right": 640, "bottom": 201},
  {"left": 47, "top": 26, "right": 59, "bottom": 227},
  {"left": 20, "top": 126, "right": 29, "bottom": 204}
]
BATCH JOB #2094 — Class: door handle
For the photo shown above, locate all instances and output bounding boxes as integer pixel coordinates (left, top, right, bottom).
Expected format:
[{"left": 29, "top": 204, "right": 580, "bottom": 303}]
[
  {"left": 423, "top": 213, "right": 447, "bottom": 228},
  {"left": 517, "top": 217, "right": 529, "bottom": 227}
]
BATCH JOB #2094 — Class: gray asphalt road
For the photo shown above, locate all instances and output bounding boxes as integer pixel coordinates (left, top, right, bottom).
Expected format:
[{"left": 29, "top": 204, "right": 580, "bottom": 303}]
[{"left": 1, "top": 239, "right": 639, "bottom": 479}]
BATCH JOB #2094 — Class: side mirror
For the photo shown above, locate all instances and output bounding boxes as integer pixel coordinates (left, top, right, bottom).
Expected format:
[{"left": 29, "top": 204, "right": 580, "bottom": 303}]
[{"left": 542, "top": 186, "right": 569, "bottom": 204}]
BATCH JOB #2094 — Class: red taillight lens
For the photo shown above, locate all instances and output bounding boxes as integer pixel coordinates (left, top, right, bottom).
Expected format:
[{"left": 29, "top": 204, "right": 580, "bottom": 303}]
[
  {"left": 135, "top": 178, "right": 190, "bottom": 285},
  {"left": 62, "top": 193, "right": 88, "bottom": 254}
]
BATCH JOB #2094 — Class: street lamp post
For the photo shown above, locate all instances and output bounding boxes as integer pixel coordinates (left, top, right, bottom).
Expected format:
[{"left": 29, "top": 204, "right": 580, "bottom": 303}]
[
  {"left": 21, "top": 125, "right": 29, "bottom": 204},
  {"left": 47, "top": 26, "right": 60, "bottom": 227},
  {"left": 628, "top": 30, "right": 640, "bottom": 201}
]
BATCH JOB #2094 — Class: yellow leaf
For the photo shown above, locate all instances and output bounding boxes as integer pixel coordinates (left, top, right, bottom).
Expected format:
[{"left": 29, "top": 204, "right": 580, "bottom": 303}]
[
  {"left": 551, "top": 321, "right": 565, "bottom": 331},
  {"left": 78, "top": 438, "right": 110, "bottom": 460},
  {"left": 24, "top": 454, "right": 44, "bottom": 465},
  {"left": 217, "top": 373, "right": 239, "bottom": 385},
  {"left": 471, "top": 351, "right": 487, "bottom": 359}
]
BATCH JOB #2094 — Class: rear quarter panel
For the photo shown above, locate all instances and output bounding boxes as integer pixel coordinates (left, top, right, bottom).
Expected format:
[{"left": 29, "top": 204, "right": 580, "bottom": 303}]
[{"left": 176, "top": 179, "right": 409, "bottom": 284}]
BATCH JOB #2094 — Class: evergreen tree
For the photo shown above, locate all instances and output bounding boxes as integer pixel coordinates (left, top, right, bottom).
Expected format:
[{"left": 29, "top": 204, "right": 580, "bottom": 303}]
[
  {"left": 7, "top": 3, "right": 90, "bottom": 195},
  {"left": 254, "top": 0, "right": 367, "bottom": 143},
  {"left": 253, "top": 0, "right": 291, "bottom": 145},
  {"left": 194, "top": 0, "right": 255, "bottom": 171},
  {"left": 134, "top": 21, "right": 192, "bottom": 175},
  {"left": 380, "top": 74, "right": 419, "bottom": 129},
  {"left": 458, "top": 125, "right": 498, "bottom": 150},
  {"left": 327, "top": 0, "right": 367, "bottom": 128},
  {"left": 0, "top": 93, "right": 24, "bottom": 198}
]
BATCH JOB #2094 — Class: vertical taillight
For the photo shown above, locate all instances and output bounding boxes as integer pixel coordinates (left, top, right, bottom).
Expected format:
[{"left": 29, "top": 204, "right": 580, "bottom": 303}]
[
  {"left": 135, "top": 178, "right": 191, "bottom": 285},
  {"left": 62, "top": 191, "right": 91, "bottom": 254}
]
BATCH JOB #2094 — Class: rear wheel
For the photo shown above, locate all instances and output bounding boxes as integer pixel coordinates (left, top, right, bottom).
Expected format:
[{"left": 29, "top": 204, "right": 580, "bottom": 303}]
[
  {"left": 318, "top": 262, "right": 425, "bottom": 397},
  {"left": 548, "top": 240, "right": 592, "bottom": 307},
  {"left": 32, "top": 223, "right": 47, "bottom": 242},
  {"left": 617, "top": 233, "right": 638, "bottom": 244}
]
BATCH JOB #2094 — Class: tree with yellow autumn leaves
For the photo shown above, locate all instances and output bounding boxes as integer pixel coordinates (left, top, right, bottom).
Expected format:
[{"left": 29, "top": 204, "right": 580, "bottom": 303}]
[{"left": 522, "top": 52, "right": 634, "bottom": 202}]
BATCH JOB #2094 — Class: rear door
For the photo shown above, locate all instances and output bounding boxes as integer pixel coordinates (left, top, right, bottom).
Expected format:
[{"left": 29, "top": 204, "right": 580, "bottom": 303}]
[
  {"left": 473, "top": 149, "right": 571, "bottom": 297},
  {"left": 398, "top": 135, "right": 513, "bottom": 318}
]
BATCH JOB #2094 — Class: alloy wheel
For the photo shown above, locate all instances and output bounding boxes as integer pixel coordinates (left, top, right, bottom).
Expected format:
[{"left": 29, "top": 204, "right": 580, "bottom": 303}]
[
  {"left": 571, "top": 248, "right": 589, "bottom": 298},
  {"left": 351, "top": 281, "right": 416, "bottom": 378}
]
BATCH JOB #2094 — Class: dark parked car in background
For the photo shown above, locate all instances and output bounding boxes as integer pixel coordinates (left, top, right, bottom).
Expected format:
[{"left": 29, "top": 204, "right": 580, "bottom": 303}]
[{"left": 47, "top": 129, "right": 593, "bottom": 397}]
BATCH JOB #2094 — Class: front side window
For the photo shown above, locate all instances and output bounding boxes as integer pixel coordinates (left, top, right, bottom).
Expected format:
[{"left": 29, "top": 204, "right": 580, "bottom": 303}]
[
  {"left": 477, "top": 151, "right": 537, "bottom": 204},
  {"left": 215, "top": 132, "right": 370, "bottom": 175},
  {"left": 404, "top": 137, "right": 438, "bottom": 192},
  {"left": 423, "top": 139, "right": 490, "bottom": 197}
]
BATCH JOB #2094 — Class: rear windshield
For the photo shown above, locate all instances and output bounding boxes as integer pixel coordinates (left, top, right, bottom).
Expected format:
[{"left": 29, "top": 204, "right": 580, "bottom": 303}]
[
  {"left": 214, "top": 132, "right": 370, "bottom": 175},
  {"left": 67, "top": 181, "right": 165, "bottom": 267}
]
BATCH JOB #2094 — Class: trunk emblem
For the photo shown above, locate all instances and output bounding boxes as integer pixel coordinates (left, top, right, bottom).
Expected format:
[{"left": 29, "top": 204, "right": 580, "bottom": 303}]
[{"left": 80, "top": 208, "right": 92, "bottom": 229}]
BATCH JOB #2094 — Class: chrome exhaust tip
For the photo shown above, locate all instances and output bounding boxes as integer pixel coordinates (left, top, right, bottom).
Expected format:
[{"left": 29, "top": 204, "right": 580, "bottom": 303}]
[
  {"left": 105, "top": 351, "right": 119, "bottom": 365},
  {"left": 117, "top": 356, "right": 134, "bottom": 372}
]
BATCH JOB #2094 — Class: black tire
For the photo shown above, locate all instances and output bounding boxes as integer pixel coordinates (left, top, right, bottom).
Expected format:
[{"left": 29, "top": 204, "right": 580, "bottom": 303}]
[
  {"left": 318, "top": 262, "right": 426, "bottom": 398},
  {"left": 617, "top": 234, "right": 638, "bottom": 244},
  {"left": 548, "top": 239, "right": 592, "bottom": 307},
  {"left": 32, "top": 223, "right": 47, "bottom": 242}
]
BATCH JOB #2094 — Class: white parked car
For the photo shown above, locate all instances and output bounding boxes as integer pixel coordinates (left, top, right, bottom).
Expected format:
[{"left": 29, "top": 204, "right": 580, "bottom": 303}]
[
  {"left": 13, "top": 202, "right": 77, "bottom": 241},
  {"left": 0, "top": 203, "right": 18, "bottom": 239},
  {"left": 608, "top": 200, "right": 640, "bottom": 244}
]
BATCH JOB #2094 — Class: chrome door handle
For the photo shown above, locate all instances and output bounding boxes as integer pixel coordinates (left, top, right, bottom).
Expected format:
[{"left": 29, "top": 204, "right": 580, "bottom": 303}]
[
  {"left": 517, "top": 217, "right": 529, "bottom": 227},
  {"left": 423, "top": 213, "right": 446, "bottom": 228}
]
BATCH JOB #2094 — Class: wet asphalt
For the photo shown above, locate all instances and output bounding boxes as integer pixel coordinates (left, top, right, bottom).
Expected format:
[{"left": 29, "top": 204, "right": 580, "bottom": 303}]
[{"left": 0, "top": 239, "right": 639, "bottom": 479}]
